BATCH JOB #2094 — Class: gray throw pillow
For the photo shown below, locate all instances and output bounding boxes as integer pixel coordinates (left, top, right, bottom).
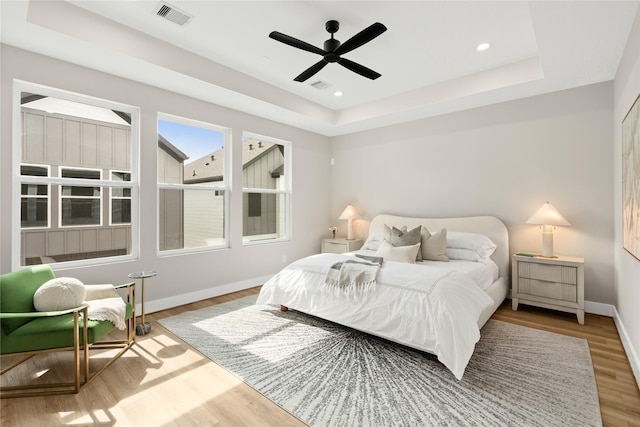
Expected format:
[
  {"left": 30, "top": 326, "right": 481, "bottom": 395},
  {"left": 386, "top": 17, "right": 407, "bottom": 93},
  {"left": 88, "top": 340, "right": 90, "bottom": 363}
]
[
  {"left": 421, "top": 227, "right": 450, "bottom": 262},
  {"left": 384, "top": 224, "right": 423, "bottom": 261}
]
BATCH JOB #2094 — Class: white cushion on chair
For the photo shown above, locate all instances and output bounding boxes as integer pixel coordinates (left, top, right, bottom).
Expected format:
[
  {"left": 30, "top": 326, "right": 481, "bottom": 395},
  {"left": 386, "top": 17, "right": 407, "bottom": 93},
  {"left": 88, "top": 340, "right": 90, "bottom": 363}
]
[
  {"left": 84, "top": 284, "right": 119, "bottom": 300},
  {"left": 34, "top": 277, "right": 86, "bottom": 312}
]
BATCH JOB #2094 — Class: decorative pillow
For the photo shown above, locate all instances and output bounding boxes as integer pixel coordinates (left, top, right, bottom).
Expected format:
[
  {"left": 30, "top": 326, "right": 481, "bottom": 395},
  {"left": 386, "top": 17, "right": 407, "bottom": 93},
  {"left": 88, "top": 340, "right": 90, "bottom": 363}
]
[
  {"left": 421, "top": 228, "right": 449, "bottom": 262},
  {"left": 447, "top": 231, "right": 497, "bottom": 259},
  {"left": 382, "top": 224, "right": 406, "bottom": 239},
  {"left": 362, "top": 226, "right": 411, "bottom": 251},
  {"left": 361, "top": 230, "right": 383, "bottom": 251},
  {"left": 374, "top": 239, "right": 420, "bottom": 264},
  {"left": 385, "top": 225, "right": 423, "bottom": 261},
  {"left": 33, "top": 277, "right": 86, "bottom": 312}
]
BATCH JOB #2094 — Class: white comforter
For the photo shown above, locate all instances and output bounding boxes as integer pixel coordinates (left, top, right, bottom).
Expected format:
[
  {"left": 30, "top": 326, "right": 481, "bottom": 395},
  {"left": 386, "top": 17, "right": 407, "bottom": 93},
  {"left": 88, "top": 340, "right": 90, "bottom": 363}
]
[{"left": 256, "top": 253, "right": 494, "bottom": 380}]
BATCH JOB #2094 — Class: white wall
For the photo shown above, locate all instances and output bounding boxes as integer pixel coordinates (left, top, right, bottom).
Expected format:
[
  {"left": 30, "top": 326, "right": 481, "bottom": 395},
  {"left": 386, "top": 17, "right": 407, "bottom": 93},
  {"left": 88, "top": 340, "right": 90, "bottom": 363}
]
[
  {"left": 331, "top": 82, "right": 615, "bottom": 304},
  {"left": 613, "top": 8, "right": 640, "bottom": 384},
  {"left": 0, "top": 45, "right": 332, "bottom": 307}
]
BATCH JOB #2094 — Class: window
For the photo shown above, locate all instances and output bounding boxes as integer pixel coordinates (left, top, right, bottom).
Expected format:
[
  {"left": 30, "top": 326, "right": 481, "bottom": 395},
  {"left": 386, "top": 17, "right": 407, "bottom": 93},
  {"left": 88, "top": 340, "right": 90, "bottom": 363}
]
[
  {"left": 14, "top": 82, "right": 138, "bottom": 269},
  {"left": 20, "top": 165, "right": 49, "bottom": 228},
  {"left": 242, "top": 133, "right": 291, "bottom": 244},
  {"left": 111, "top": 171, "right": 131, "bottom": 224},
  {"left": 60, "top": 168, "right": 102, "bottom": 227},
  {"left": 157, "top": 114, "right": 229, "bottom": 254}
]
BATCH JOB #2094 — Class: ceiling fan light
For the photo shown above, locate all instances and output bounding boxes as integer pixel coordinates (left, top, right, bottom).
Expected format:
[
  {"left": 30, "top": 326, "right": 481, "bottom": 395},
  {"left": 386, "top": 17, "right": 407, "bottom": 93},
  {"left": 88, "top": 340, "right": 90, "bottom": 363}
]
[{"left": 476, "top": 42, "right": 491, "bottom": 52}]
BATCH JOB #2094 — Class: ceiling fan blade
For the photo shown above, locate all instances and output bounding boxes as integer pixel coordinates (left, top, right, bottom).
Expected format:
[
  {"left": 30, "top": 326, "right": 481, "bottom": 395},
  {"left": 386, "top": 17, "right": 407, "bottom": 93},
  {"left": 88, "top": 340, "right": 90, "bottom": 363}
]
[
  {"left": 334, "top": 22, "right": 387, "bottom": 56},
  {"left": 338, "top": 58, "right": 381, "bottom": 80},
  {"left": 269, "top": 31, "right": 326, "bottom": 56},
  {"left": 294, "top": 60, "right": 328, "bottom": 82}
]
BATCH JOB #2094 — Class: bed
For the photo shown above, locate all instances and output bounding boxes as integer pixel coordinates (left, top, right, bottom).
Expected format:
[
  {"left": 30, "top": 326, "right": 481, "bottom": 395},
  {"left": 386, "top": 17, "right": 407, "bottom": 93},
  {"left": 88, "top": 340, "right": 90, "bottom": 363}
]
[{"left": 256, "top": 214, "right": 509, "bottom": 379}]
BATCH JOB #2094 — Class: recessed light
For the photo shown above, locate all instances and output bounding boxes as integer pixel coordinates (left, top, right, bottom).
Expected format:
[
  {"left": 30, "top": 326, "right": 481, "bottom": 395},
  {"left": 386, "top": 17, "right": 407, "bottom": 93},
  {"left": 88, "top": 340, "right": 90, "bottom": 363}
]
[
  {"left": 334, "top": 91, "right": 343, "bottom": 97},
  {"left": 476, "top": 42, "right": 491, "bottom": 52}
]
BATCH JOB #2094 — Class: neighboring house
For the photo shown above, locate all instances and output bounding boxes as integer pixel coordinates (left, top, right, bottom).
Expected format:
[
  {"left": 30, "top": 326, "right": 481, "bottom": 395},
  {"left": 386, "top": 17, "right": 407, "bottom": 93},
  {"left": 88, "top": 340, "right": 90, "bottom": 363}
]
[
  {"left": 157, "top": 134, "right": 188, "bottom": 251},
  {"left": 239, "top": 139, "right": 286, "bottom": 241},
  {"left": 19, "top": 99, "right": 203, "bottom": 262},
  {"left": 180, "top": 142, "right": 225, "bottom": 249},
  {"left": 19, "top": 98, "right": 133, "bottom": 265},
  {"left": 181, "top": 138, "right": 285, "bottom": 245},
  {"left": 21, "top": 104, "right": 287, "bottom": 262}
]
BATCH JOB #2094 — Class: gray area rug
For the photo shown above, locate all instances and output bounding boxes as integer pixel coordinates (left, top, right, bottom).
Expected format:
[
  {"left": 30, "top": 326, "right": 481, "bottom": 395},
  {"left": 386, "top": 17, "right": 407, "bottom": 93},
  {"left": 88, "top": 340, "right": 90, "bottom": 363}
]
[{"left": 159, "top": 295, "right": 602, "bottom": 427}]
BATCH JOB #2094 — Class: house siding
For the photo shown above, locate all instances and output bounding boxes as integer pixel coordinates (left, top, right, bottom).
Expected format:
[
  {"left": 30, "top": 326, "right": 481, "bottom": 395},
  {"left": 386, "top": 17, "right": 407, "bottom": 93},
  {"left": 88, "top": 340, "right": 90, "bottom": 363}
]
[{"left": 20, "top": 107, "right": 132, "bottom": 264}]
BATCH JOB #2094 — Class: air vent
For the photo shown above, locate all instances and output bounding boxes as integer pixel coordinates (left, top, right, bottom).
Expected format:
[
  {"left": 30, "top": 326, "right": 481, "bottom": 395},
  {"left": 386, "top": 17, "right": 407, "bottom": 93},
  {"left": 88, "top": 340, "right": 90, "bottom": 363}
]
[
  {"left": 310, "top": 80, "right": 331, "bottom": 90},
  {"left": 153, "top": 1, "right": 193, "bottom": 26}
]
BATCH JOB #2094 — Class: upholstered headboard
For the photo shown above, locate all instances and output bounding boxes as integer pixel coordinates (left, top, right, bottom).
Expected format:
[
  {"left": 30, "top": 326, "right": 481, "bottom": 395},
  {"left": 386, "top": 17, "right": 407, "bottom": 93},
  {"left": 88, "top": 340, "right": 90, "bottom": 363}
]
[{"left": 368, "top": 214, "right": 509, "bottom": 279}]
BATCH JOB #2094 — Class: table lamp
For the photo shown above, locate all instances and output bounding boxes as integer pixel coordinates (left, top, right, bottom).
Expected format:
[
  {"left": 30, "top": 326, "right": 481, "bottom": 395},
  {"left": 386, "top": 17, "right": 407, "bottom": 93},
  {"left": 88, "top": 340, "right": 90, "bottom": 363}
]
[
  {"left": 339, "top": 204, "right": 360, "bottom": 240},
  {"left": 526, "top": 202, "right": 570, "bottom": 258}
]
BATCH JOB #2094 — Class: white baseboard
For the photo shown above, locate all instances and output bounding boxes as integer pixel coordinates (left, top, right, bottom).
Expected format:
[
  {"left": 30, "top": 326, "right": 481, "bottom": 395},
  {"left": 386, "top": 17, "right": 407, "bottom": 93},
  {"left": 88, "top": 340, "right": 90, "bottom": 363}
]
[
  {"left": 611, "top": 305, "right": 640, "bottom": 390},
  {"left": 584, "top": 300, "right": 640, "bottom": 389},
  {"left": 584, "top": 300, "right": 615, "bottom": 317},
  {"left": 136, "top": 274, "right": 273, "bottom": 316}
]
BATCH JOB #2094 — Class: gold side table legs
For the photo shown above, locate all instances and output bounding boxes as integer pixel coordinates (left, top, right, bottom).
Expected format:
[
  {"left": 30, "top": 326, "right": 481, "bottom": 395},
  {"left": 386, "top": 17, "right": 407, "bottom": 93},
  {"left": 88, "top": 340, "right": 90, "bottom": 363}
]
[{"left": 128, "top": 271, "right": 157, "bottom": 336}]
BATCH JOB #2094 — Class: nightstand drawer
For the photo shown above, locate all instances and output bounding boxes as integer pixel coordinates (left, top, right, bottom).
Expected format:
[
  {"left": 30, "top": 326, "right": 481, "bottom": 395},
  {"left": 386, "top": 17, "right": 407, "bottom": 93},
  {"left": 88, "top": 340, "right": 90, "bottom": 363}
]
[
  {"left": 323, "top": 241, "right": 348, "bottom": 253},
  {"left": 518, "top": 262, "right": 577, "bottom": 285},
  {"left": 518, "top": 278, "right": 577, "bottom": 302}
]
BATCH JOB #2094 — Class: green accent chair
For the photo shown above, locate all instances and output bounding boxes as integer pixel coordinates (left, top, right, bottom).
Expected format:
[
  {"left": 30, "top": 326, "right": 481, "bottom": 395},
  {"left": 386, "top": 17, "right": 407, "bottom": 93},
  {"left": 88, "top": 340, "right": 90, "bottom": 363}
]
[{"left": 0, "top": 265, "right": 136, "bottom": 398}]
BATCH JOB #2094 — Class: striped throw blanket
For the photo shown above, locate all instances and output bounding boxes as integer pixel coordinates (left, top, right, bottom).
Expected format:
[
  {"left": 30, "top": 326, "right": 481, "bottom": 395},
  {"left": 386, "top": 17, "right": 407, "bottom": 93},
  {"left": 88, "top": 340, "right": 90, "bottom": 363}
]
[{"left": 324, "top": 255, "right": 382, "bottom": 296}]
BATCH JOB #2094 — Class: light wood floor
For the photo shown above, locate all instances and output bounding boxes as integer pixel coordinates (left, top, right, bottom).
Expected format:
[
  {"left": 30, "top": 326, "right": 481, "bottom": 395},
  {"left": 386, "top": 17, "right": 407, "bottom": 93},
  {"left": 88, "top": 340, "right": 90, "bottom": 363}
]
[{"left": 2, "top": 287, "right": 639, "bottom": 427}]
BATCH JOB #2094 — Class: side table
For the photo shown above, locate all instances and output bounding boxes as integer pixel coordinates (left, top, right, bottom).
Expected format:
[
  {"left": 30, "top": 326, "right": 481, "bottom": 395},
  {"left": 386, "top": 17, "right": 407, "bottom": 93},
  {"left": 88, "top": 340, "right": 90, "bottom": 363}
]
[
  {"left": 128, "top": 270, "right": 157, "bottom": 335},
  {"left": 321, "top": 238, "right": 363, "bottom": 254},
  {"left": 511, "top": 254, "right": 584, "bottom": 324}
]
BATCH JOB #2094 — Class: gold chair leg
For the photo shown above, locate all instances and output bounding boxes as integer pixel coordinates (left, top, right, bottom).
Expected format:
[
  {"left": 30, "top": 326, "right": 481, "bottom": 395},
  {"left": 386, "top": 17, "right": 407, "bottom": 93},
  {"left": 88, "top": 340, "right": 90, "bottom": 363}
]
[
  {"left": 73, "top": 311, "right": 80, "bottom": 393},
  {"left": 1, "top": 287, "right": 136, "bottom": 399},
  {"left": 83, "top": 307, "right": 89, "bottom": 384}
]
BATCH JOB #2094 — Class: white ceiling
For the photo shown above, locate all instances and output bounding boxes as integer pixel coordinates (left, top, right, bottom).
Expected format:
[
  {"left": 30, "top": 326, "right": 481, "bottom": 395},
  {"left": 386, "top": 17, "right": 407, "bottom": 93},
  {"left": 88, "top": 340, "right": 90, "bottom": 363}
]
[{"left": 1, "top": 1, "right": 638, "bottom": 136}]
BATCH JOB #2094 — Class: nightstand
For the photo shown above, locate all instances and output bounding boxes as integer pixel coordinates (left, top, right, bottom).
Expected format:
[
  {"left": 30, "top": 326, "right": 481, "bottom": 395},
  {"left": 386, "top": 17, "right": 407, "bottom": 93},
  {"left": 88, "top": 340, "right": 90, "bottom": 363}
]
[
  {"left": 512, "top": 254, "right": 585, "bottom": 324},
  {"left": 321, "top": 238, "right": 363, "bottom": 254}
]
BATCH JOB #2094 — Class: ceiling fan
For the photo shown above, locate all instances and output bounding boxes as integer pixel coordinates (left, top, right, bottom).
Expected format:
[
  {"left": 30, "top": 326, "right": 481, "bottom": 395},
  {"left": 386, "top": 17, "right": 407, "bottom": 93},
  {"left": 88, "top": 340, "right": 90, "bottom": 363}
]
[{"left": 269, "top": 20, "right": 387, "bottom": 82}]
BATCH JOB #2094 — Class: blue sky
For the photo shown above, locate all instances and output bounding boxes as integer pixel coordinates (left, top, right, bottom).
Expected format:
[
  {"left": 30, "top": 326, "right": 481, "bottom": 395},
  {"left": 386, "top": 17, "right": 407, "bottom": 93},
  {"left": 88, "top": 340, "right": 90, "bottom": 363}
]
[{"left": 158, "top": 120, "right": 225, "bottom": 165}]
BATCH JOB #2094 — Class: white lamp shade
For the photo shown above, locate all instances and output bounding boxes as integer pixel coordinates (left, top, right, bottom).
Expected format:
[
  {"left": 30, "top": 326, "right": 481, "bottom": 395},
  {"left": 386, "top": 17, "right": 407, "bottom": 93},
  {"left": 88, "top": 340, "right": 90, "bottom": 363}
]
[
  {"left": 526, "top": 203, "right": 570, "bottom": 226},
  {"left": 339, "top": 204, "right": 360, "bottom": 220},
  {"left": 339, "top": 204, "right": 360, "bottom": 240},
  {"left": 526, "top": 202, "right": 570, "bottom": 257}
]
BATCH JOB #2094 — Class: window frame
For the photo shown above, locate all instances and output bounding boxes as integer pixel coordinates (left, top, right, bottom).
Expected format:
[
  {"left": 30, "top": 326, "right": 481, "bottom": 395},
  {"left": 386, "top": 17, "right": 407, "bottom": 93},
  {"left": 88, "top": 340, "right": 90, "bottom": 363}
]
[
  {"left": 241, "top": 131, "right": 292, "bottom": 246},
  {"left": 20, "top": 163, "right": 51, "bottom": 229},
  {"left": 59, "top": 166, "right": 103, "bottom": 228},
  {"left": 109, "top": 169, "right": 132, "bottom": 225},
  {"left": 12, "top": 80, "right": 139, "bottom": 270},
  {"left": 156, "top": 112, "right": 231, "bottom": 257}
]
